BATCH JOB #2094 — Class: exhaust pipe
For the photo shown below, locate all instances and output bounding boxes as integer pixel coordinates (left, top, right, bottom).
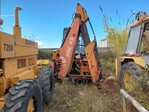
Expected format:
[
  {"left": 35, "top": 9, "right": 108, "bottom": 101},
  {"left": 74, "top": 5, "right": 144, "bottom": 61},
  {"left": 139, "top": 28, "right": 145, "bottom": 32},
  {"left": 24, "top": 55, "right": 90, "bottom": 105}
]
[
  {"left": 15, "top": 7, "right": 22, "bottom": 26},
  {"left": 13, "top": 7, "right": 22, "bottom": 38}
]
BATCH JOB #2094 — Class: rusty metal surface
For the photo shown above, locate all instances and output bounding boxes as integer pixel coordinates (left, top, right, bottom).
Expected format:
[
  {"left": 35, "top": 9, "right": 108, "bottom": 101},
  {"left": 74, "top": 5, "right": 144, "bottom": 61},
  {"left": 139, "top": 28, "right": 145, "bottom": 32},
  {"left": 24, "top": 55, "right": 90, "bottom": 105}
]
[
  {"left": 58, "top": 3, "right": 89, "bottom": 78},
  {"left": 100, "top": 76, "right": 120, "bottom": 93},
  {"left": 85, "top": 41, "right": 101, "bottom": 83}
]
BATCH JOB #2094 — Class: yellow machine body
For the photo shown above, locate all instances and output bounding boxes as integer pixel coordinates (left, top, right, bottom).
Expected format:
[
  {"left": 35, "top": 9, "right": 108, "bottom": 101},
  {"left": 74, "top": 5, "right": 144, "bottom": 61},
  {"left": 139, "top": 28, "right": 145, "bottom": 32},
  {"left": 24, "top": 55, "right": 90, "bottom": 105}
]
[
  {"left": 116, "top": 56, "right": 147, "bottom": 77},
  {"left": 116, "top": 13, "right": 149, "bottom": 77},
  {"left": 0, "top": 7, "right": 38, "bottom": 109},
  {"left": 116, "top": 11, "right": 149, "bottom": 92}
]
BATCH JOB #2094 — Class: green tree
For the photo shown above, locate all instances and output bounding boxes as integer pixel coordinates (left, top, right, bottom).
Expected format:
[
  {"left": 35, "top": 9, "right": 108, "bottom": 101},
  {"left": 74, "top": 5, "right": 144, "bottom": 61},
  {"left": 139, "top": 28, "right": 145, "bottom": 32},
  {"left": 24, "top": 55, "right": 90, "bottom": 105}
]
[{"left": 38, "top": 50, "right": 52, "bottom": 59}]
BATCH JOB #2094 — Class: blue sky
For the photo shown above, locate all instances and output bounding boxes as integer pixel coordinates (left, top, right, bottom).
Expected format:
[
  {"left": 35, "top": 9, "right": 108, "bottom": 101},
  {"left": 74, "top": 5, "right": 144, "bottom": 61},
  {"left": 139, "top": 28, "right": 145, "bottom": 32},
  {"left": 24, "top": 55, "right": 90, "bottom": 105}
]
[{"left": 1, "top": 0, "right": 149, "bottom": 48}]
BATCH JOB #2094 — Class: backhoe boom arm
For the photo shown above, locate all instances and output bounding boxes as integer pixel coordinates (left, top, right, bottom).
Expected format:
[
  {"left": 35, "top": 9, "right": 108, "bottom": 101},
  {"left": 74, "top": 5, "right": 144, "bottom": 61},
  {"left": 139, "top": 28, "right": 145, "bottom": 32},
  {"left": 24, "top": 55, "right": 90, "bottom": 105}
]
[{"left": 58, "top": 3, "right": 89, "bottom": 77}]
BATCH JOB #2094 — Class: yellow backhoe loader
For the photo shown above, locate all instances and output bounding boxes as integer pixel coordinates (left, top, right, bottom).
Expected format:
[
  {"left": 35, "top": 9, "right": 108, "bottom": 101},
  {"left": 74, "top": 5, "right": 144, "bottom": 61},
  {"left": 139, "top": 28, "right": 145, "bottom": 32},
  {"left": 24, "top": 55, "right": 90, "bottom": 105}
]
[
  {"left": 0, "top": 7, "right": 55, "bottom": 112},
  {"left": 116, "top": 11, "right": 149, "bottom": 92}
]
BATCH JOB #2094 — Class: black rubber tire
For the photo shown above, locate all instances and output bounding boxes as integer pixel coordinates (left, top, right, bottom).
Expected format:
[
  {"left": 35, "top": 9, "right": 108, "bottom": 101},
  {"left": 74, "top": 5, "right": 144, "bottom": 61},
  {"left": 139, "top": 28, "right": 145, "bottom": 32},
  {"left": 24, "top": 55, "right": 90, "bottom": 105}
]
[
  {"left": 37, "top": 66, "right": 55, "bottom": 105},
  {"left": 120, "top": 62, "right": 144, "bottom": 92},
  {"left": 3, "top": 79, "right": 42, "bottom": 112}
]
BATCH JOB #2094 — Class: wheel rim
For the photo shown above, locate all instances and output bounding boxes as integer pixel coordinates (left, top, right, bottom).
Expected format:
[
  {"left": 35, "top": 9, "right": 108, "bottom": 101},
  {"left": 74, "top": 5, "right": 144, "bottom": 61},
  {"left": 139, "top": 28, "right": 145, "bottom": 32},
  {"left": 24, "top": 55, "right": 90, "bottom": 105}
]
[
  {"left": 27, "top": 98, "right": 34, "bottom": 112},
  {"left": 124, "top": 71, "right": 134, "bottom": 92}
]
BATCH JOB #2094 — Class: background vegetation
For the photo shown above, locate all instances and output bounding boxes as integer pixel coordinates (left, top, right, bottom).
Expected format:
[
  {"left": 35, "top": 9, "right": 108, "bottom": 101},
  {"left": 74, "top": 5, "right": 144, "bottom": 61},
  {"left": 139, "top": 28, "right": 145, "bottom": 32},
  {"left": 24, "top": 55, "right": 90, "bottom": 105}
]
[
  {"left": 38, "top": 49, "right": 52, "bottom": 59},
  {"left": 103, "top": 19, "right": 128, "bottom": 58}
]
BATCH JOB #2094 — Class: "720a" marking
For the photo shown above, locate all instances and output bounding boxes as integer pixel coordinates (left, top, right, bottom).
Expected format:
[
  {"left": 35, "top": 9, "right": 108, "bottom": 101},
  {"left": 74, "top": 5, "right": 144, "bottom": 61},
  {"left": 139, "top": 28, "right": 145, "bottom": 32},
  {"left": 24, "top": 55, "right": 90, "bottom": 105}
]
[{"left": 3, "top": 44, "right": 13, "bottom": 51}]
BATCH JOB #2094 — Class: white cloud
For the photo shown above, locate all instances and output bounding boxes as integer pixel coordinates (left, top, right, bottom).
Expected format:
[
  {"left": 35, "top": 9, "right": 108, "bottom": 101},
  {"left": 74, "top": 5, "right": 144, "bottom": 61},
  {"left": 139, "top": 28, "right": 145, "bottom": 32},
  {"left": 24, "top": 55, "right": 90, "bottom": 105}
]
[
  {"left": 35, "top": 41, "right": 43, "bottom": 47},
  {"left": 35, "top": 40, "right": 50, "bottom": 48}
]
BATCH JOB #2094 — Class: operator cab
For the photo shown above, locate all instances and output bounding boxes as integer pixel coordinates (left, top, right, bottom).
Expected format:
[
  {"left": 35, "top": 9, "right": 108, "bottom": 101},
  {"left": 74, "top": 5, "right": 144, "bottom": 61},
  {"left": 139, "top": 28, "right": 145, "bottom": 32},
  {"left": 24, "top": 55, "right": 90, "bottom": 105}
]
[{"left": 124, "top": 11, "right": 149, "bottom": 55}]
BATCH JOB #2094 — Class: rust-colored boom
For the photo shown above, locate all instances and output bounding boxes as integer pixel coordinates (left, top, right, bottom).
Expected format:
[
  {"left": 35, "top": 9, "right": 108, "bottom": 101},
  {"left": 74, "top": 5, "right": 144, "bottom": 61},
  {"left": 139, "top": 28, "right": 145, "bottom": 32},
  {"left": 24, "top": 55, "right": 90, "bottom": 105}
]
[
  {"left": 58, "top": 3, "right": 89, "bottom": 77},
  {"left": 53, "top": 3, "right": 120, "bottom": 93},
  {"left": 85, "top": 41, "right": 100, "bottom": 83}
]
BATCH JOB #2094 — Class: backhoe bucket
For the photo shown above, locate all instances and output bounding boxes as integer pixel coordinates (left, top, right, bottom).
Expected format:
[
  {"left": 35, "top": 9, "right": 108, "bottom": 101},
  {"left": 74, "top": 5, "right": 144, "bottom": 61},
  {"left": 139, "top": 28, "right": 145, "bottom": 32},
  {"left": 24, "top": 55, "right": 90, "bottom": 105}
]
[{"left": 100, "top": 76, "right": 120, "bottom": 93}]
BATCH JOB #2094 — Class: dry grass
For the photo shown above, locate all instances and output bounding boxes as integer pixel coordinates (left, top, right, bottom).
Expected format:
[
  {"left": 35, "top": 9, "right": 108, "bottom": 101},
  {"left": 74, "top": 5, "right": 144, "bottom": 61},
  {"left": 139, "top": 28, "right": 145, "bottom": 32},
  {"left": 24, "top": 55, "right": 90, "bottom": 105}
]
[
  {"left": 131, "top": 89, "right": 149, "bottom": 110},
  {"left": 98, "top": 51, "right": 115, "bottom": 77},
  {"left": 43, "top": 80, "right": 123, "bottom": 112}
]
